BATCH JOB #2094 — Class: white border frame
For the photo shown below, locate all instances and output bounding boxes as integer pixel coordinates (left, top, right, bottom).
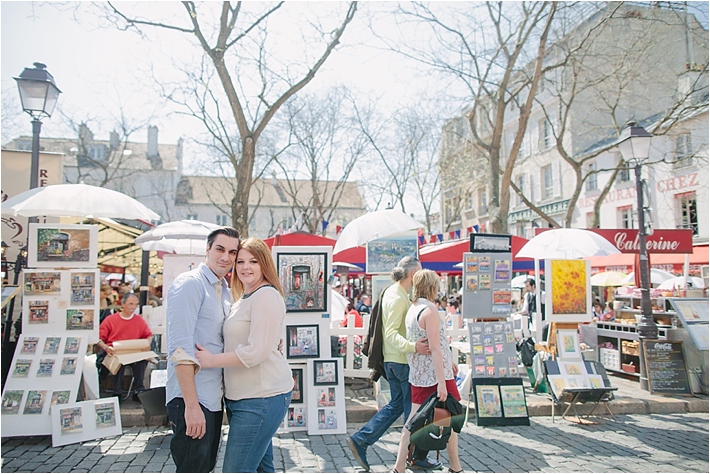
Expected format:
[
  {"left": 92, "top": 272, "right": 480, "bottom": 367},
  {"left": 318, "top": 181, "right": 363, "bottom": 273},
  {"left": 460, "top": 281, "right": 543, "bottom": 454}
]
[
  {"left": 306, "top": 358, "right": 346, "bottom": 435},
  {"left": 556, "top": 329, "right": 582, "bottom": 359},
  {"left": 51, "top": 397, "right": 122, "bottom": 447},
  {"left": 545, "top": 259, "right": 592, "bottom": 323},
  {"left": 273, "top": 246, "right": 332, "bottom": 315},
  {"left": 366, "top": 231, "right": 419, "bottom": 275},
  {"left": 28, "top": 224, "right": 98, "bottom": 268}
]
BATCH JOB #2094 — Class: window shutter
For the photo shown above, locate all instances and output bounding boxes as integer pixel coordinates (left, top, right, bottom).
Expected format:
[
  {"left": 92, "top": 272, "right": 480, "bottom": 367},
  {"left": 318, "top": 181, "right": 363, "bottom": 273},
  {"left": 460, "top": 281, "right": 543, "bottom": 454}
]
[{"left": 553, "top": 161, "right": 561, "bottom": 198}]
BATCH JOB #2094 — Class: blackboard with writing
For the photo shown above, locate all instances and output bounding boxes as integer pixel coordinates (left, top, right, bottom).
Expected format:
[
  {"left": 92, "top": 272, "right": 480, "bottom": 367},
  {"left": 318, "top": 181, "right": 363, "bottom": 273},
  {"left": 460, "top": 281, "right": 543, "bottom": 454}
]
[{"left": 642, "top": 340, "right": 691, "bottom": 395}]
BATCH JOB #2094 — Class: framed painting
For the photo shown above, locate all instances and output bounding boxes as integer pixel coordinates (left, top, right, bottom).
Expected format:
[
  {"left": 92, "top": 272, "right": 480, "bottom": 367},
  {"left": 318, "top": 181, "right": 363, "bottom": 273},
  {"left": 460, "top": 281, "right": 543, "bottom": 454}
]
[
  {"left": 556, "top": 329, "right": 582, "bottom": 359},
  {"left": 291, "top": 368, "right": 304, "bottom": 404},
  {"left": 366, "top": 231, "right": 418, "bottom": 275},
  {"left": 28, "top": 224, "right": 98, "bottom": 268},
  {"left": 545, "top": 259, "right": 592, "bottom": 323},
  {"left": 313, "top": 359, "right": 338, "bottom": 386},
  {"left": 275, "top": 250, "right": 329, "bottom": 313},
  {"left": 286, "top": 324, "right": 320, "bottom": 359}
]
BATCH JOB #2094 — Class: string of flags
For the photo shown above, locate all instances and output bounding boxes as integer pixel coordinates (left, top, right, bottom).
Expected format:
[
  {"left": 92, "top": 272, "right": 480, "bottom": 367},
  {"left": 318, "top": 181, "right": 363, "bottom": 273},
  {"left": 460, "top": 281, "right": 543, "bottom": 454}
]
[{"left": 417, "top": 223, "right": 486, "bottom": 246}]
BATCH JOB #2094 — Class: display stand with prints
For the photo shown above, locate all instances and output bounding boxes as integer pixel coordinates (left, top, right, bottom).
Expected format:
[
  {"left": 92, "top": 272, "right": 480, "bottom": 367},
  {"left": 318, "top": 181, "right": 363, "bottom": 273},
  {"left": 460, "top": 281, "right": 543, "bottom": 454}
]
[
  {"left": 462, "top": 234, "right": 513, "bottom": 320},
  {"left": 273, "top": 246, "right": 347, "bottom": 434},
  {"left": 50, "top": 397, "right": 122, "bottom": 447}
]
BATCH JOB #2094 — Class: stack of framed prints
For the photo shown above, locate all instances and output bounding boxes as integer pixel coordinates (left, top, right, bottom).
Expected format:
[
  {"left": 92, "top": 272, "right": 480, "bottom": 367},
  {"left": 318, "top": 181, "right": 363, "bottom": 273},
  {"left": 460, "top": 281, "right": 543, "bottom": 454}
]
[
  {"left": 472, "top": 377, "right": 529, "bottom": 426},
  {"left": 462, "top": 234, "right": 513, "bottom": 320},
  {"left": 273, "top": 245, "right": 347, "bottom": 435},
  {"left": 546, "top": 330, "right": 603, "bottom": 398}
]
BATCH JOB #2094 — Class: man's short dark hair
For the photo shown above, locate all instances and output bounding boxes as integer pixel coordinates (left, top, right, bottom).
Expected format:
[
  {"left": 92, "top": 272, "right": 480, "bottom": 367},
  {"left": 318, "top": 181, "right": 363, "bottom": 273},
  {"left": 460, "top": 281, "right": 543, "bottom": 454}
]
[
  {"left": 525, "top": 278, "right": 536, "bottom": 288},
  {"left": 447, "top": 298, "right": 459, "bottom": 310},
  {"left": 207, "top": 227, "right": 240, "bottom": 249}
]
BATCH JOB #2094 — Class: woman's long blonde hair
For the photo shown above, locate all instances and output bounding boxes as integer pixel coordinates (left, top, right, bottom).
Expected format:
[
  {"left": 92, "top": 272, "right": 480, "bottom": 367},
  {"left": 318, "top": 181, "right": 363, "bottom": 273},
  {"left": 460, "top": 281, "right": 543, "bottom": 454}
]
[
  {"left": 230, "top": 237, "right": 285, "bottom": 299},
  {"left": 412, "top": 269, "right": 439, "bottom": 302}
]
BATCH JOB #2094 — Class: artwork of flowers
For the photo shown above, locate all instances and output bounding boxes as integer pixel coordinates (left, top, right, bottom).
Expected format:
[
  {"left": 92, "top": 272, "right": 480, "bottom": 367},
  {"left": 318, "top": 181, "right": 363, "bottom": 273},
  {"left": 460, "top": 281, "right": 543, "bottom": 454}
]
[{"left": 550, "top": 260, "right": 587, "bottom": 315}]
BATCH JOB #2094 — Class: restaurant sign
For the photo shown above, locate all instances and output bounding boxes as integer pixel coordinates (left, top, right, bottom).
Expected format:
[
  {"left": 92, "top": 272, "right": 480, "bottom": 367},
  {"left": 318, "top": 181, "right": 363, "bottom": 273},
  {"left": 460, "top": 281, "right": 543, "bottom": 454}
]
[{"left": 535, "top": 228, "right": 693, "bottom": 254}]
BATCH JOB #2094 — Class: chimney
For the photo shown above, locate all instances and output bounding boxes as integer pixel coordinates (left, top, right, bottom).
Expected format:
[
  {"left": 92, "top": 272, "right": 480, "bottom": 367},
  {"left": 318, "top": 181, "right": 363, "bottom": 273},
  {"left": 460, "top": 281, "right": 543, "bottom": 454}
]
[
  {"left": 109, "top": 131, "right": 120, "bottom": 149},
  {"left": 147, "top": 125, "right": 159, "bottom": 157},
  {"left": 78, "top": 123, "right": 93, "bottom": 145}
]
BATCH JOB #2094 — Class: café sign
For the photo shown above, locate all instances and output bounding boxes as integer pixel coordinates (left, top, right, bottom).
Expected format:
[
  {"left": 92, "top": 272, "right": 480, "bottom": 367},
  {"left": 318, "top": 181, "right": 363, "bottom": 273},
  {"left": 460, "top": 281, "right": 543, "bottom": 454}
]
[{"left": 535, "top": 228, "right": 693, "bottom": 254}]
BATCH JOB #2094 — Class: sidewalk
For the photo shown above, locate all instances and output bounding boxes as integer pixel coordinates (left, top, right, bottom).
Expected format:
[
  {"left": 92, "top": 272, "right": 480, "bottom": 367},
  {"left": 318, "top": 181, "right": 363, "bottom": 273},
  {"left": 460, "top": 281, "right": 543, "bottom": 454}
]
[{"left": 115, "top": 373, "right": 709, "bottom": 427}]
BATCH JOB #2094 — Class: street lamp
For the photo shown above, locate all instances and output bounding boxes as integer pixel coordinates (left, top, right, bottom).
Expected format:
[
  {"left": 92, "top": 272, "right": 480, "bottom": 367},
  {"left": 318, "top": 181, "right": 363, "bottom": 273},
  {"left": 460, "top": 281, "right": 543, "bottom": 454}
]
[
  {"left": 14, "top": 62, "right": 61, "bottom": 190},
  {"left": 617, "top": 121, "right": 657, "bottom": 392}
]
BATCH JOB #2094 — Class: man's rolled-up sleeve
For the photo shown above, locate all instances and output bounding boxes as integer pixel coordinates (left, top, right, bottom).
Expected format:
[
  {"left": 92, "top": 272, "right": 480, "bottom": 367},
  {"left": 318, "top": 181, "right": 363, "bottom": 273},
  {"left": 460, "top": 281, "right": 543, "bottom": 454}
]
[{"left": 167, "top": 277, "right": 203, "bottom": 362}]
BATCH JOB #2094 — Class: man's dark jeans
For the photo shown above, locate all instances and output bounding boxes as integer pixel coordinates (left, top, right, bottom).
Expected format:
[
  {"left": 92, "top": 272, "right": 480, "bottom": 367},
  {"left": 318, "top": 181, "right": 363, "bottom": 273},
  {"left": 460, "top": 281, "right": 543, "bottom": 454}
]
[{"left": 167, "top": 398, "right": 223, "bottom": 473}]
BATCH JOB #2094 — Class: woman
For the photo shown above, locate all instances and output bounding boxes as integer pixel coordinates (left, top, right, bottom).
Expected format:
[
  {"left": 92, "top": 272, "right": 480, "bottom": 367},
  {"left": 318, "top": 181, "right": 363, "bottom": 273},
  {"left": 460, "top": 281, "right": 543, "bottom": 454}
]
[
  {"left": 195, "top": 237, "right": 292, "bottom": 473},
  {"left": 342, "top": 301, "right": 363, "bottom": 328},
  {"left": 392, "top": 269, "right": 463, "bottom": 473}
]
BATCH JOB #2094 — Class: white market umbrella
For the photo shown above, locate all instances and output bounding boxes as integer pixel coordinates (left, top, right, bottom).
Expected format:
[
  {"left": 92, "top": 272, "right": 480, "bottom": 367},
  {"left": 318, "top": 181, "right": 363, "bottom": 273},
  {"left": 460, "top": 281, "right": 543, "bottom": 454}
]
[
  {"left": 657, "top": 276, "right": 705, "bottom": 290},
  {"left": 590, "top": 271, "right": 629, "bottom": 287},
  {"left": 511, "top": 274, "right": 529, "bottom": 288},
  {"left": 332, "top": 262, "right": 364, "bottom": 272},
  {"left": 330, "top": 289, "right": 350, "bottom": 325},
  {"left": 135, "top": 220, "right": 221, "bottom": 255},
  {"left": 333, "top": 209, "right": 422, "bottom": 254},
  {"left": 1, "top": 183, "right": 160, "bottom": 221},
  {"left": 622, "top": 269, "right": 676, "bottom": 286},
  {"left": 516, "top": 228, "right": 620, "bottom": 260}
]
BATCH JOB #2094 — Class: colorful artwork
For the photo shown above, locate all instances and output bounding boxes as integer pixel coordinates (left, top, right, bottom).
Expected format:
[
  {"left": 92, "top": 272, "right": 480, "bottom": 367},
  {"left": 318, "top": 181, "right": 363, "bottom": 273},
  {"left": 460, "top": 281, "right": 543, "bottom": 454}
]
[
  {"left": 23, "top": 390, "right": 47, "bottom": 415},
  {"left": 59, "top": 406, "right": 83, "bottom": 434},
  {"left": 494, "top": 259, "right": 510, "bottom": 282},
  {"left": 32, "top": 226, "right": 92, "bottom": 265},
  {"left": 550, "top": 259, "right": 587, "bottom": 315},
  {"left": 500, "top": 385, "right": 527, "bottom": 417},
  {"left": 51, "top": 391, "right": 71, "bottom": 407},
  {"left": 465, "top": 256, "right": 478, "bottom": 273},
  {"left": 37, "top": 359, "right": 55, "bottom": 377},
  {"left": 2, "top": 390, "right": 24, "bottom": 415},
  {"left": 479, "top": 274, "right": 491, "bottom": 290},
  {"left": 64, "top": 337, "right": 81, "bottom": 354},
  {"left": 317, "top": 387, "right": 336, "bottom": 407},
  {"left": 21, "top": 337, "right": 39, "bottom": 354},
  {"left": 287, "top": 406, "right": 306, "bottom": 428},
  {"left": 277, "top": 253, "right": 327, "bottom": 312},
  {"left": 43, "top": 337, "right": 61, "bottom": 354},
  {"left": 291, "top": 368, "right": 304, "bottom": 404},
  {"left": 29, "top": 300, "right": 49, "bottom": 324},
  {"left": 66, "top": 309, "right": 94, "bottom": 330},
  {"left": 492, "top": 290, "right": 511, "bottom": 304},
  {"left": 60, "top": 357, "right": 78, "bottom": 375},
  {"left": 588, "top": 375, "right": 604, "bottom": 389},
  {"left": 366, "top": 233, "right": 418, "bottom": 274},
  {"left": 95, "top": 403, "right": 116, "bottom": 428},
  {"left": 475, "top": 385, "right": 502, "bottom": 417},
  {"left": 479, "top": 257, "right": 491, "bottom": 272},
  {"left": 314, "top": 360, "right": 337, "bottom": 385},
  {"left": 466, "top": 276, "right": 478, "bottom": 291},
  {"left": 70, "top": 272, "right": 95, "bottom": 306},
  {"left": 286, "top": 325, "right": 320, "bottom": 359},
  {"left": 317, "top": 408, "right": 338, "bottom": 430},
  {"left": 24, "top": 272, "right": 61, "bottom": 295},
  {"left": 557, "top": 330, "right": 582, "bottom": 359},
  {"left": 12, "top": 359, "right": 32, "bottom": 378}
]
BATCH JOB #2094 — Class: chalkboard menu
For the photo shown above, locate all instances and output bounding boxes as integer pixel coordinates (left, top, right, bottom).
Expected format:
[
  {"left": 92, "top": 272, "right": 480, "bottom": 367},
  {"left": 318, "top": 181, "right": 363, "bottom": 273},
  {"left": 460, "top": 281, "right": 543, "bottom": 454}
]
[{"left": 642, "top": 340, "right": 691, "bottom": 395}]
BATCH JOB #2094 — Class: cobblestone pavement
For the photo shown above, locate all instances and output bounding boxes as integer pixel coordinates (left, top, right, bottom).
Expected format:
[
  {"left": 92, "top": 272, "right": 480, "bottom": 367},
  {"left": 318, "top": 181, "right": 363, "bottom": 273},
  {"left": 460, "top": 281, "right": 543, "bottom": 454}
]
[{"left": 2, "top": 413, "right": 708, "bottom": 473}]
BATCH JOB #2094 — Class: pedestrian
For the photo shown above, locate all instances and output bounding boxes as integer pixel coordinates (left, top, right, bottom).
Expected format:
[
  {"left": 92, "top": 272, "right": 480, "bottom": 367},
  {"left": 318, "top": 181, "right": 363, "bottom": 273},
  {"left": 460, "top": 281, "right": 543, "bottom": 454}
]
[
  {"left": 96, "top": 293, "right": 152, "bottom": 399},
  {"left": 195, "top": 237, "right": 292, "bottom": 473},
  {"left": 356, "top": 294, "right": 372, "bottom": 314},
  {"left": 392, "top": 269, "right": 463, "bottom": 473},
  {"left": 165, "top": 227, "right": 240, "bottom": 473},
  {"left": 347, "top": 256, "right": 441, "bottom": 472}
]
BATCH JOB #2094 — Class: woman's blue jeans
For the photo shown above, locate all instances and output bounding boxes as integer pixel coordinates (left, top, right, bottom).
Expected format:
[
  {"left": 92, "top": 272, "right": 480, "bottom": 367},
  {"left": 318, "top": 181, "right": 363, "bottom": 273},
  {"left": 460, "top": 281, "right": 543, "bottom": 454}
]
[{"left": 223, "top": 392, "right": 291, "bottom": 473}]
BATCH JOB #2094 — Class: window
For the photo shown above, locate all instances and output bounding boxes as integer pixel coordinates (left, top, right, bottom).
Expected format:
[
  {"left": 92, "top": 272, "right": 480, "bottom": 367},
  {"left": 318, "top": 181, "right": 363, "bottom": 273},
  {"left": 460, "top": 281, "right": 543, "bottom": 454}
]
[
  {"left": 186, "top": 214, "right": 198, "bottom": 220},
  {"left": 216, "top": 214, "right": 228, "bottom": 226},
  {"left": 478, "top": 188, "right": 488, "bottom": 215},
  {"left": 617, "top": 161, "right": 631, "bottom": 183},
  {"left": 586, "top": 162, "right": 597, "bottom": 191},
  {"left": 677, "top": 192, "right": 698, "bottom": 235},
  {"left": 618, "top": 205, "right": 636, "bottom": 229},
  {"left": 541, "top": 165, "right": 553, "bottom": 199},
  {"left": 675, "top": 133, "right": 693, "bottom": 168},
  {"left": 586, "top": 212, "right": 595, "bottom": 228},
  {"left": 540, "top": 119, "right": 552, "bottom": 150},
  {"left": 465, "top": 192, "right": 473, "bottom": 211},
  {"left": 516, "top": 175, "right": 525, "bottom": 206},
  {"left": 516, "top": 222, "right": 526, "bottom": 237}
]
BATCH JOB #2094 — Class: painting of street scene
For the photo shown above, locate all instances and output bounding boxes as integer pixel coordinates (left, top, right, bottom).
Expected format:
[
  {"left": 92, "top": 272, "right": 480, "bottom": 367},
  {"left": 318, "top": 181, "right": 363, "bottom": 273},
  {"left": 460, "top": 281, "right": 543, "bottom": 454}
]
[
  {"left": 23, "top": 390, "right": 47, "bottom": 415},
  {"left": 29, "top": 300, "right": 49, "bottom": 324},
  {"left": 33, "top": 227, "right": 91, "bottom": 264},
  {"left": 367, "top": 233, "right": 418, "bottom": 274},
  {"left": 70, "top": 272, "right": 95, "bottom": 306},
  {"left": 24, "top": 272, "right": 61, "bottom": 296},
  {"left": 2, "top": 390, "right": 23, "bottom": 415},
  {"left": 286, "top": 325, "right": 320, "bottom": 359},
  {"left": 95, "top": 402, "right": 116, "bottom": 428},
  {"left": 51, "top": 391, "right": 71, "bottom": 407},
  {"left": 277, "top": 253, "right": 327, "bottom": 312},
  {"left": 59, "top": 406, "right": 83, "bottom": 434},
  {"left": 66, "top": 309, "right": 94, "bottom": 330}
]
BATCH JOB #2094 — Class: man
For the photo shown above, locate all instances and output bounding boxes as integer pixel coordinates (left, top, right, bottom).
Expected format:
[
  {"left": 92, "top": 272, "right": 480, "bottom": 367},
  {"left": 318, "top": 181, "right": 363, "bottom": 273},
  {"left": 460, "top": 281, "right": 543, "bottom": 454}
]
[
  {"left": 445, "top": 297, "right": 461, "bottom": 330},
  {"left": 347, "top": 256, "right": 441, "bottom": 472},
  {"left": 97, "top": 293, "right": 152, "bottom": 400},
  {"left": 356, "top": 294, "right": 372, "bottom": 314},
  {"left": 520, "top": 278, "right": 548, "bottom": 339},
  {"left": 165, "top": 227, "right": 240, "bottom": 473}
]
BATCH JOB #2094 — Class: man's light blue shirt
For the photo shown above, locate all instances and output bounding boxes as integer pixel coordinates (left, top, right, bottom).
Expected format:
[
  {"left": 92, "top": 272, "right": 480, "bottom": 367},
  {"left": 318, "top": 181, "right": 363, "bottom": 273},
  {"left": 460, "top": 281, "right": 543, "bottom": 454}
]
[{"left": 166, "top": 262, "right": 232, "bottom": 412}]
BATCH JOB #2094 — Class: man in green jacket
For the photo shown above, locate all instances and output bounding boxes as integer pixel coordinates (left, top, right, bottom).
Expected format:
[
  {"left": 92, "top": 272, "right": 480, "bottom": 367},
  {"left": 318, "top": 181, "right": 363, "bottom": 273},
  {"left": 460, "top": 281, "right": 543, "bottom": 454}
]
[{"left": 347, "top": 256, "right": 441, "bottom": 471}]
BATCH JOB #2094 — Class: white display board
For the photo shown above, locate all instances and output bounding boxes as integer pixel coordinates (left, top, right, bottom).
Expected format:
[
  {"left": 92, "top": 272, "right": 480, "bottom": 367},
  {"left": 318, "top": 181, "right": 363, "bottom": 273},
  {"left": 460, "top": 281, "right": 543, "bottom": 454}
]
[
  {"left": 27, "top": 223, "right": 99, "bottom": 269},
  {"left": 22, "top": 269, "right": 100, "bottom": 342},
  {"left": 50, "top": 397, "right": 122, "bottom": 447},
  {"left": 1, "top": 334, "right": 87, "bottom": 437},
  {"left": 278, "top": 363, "right": 308, "bottom": 433},
  {"left": 306, "top": 358, "right": 347, "bottom": 435}
]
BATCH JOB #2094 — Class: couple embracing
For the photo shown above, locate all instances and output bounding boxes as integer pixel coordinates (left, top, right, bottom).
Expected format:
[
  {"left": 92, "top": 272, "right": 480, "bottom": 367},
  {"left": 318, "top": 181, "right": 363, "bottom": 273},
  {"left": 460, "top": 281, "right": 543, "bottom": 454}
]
[{"left": 165, "top": 228, "right": 292, "bottom": 473}]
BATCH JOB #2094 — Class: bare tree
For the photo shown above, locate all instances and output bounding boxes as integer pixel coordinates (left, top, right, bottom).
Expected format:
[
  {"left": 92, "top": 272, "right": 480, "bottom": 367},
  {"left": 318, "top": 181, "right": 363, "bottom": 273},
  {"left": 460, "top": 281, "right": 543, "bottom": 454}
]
[{"left": 102, "top": 1, "right": 358, "bottom": 235}]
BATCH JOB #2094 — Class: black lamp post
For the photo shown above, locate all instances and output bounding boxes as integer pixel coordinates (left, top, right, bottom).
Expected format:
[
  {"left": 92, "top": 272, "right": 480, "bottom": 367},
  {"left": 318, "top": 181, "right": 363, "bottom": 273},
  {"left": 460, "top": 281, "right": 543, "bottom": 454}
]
[
  {"left": 14, "top": 62, "right": 61, "bottom": 191},
  {"left": 617, "top": 121, "right": 657, "bottom": 392}
]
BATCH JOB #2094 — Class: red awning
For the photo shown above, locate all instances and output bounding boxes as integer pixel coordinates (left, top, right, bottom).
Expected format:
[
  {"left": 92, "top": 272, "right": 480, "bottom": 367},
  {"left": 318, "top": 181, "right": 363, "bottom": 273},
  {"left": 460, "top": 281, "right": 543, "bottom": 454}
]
[
  {"left": 418, "top": 235, "right": 533, "bottom": 273},
  {"left": 587, "top": 244, "right": 708, "bottom": 275}
]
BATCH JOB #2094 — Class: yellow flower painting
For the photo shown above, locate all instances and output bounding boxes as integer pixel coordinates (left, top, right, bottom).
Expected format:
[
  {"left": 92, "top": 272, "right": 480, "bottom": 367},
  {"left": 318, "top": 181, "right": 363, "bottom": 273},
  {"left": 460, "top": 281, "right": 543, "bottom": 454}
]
[{"left": 550, "top": 259, "right": 587, "bottom": 314}]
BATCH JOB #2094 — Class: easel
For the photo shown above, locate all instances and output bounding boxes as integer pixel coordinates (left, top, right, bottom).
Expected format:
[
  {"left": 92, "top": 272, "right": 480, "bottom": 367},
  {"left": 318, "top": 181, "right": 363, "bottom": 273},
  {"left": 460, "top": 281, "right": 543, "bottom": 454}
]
[{"left": 535, "top": 322, "right": 579, "bottom": 358}]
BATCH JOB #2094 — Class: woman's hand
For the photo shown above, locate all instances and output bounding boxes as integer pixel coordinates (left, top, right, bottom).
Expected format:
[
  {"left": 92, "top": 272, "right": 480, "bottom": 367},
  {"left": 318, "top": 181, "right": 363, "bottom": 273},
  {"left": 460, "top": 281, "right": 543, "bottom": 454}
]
[
  {"left": 437, "top": 380, "right": 447, "bottom": 402},
  {"left": 194, "top": 343, "right": 214, "bottom": 369}
]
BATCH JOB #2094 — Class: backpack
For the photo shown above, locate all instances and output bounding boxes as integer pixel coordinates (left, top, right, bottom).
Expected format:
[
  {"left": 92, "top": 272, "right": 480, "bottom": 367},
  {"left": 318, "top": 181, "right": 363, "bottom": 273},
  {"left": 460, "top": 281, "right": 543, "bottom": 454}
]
[
  {"left": 406, "top": 393, "right": 458, "bottom": 463},
  {"left": 517, "top": 337, "right": 536, "bottom": 367},
  {"left": 362, "top": 288, "right": 389, "bottom": 382}
]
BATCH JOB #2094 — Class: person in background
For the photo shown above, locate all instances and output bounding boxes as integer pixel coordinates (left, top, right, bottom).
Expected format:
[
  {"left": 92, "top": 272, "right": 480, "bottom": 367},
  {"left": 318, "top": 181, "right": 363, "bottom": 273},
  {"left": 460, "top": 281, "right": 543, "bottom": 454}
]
[
  {"left": 445, "top": 298, "right": 462, "bottom": 330},
  {"left": 97, "top": 293, "right": 152, "bottom": 400},
  {"left": 99, "top": 284, "right": 114, "bottom": 310},
  {"left": 356, "top": 294, "right": 372, "bottom": 314},
  {"left": 592, "top": 299, "right": 604, "bottom": 319},
  {"left": 165, "top": 227, "right": 240, "bottom": 473},
  {"left": 195, "top": 237, "right": 292, "bottom": 473},
  {"left": 343, "top": 301, "right": 364, "bottom": 328},
  {"left": 392, "top": 269, "right": 462, "bottom": 473},
  {"left": 601, "top": 301, "right": 615, "bottom": 321},
  {"left": 347, "top": 256, "right": 439, "bottom": 472}
]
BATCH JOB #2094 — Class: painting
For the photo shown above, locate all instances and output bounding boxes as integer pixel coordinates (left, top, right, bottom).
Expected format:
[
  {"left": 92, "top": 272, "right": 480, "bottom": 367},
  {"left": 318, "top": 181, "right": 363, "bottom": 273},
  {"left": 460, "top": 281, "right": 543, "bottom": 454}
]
[
  {"left": 286, "top": 325, "right": 320, "bottom": 359},
  {"left": 21, "top": 336, "right": 39, "bottom": 355},
  {"left": 291, "top": 368, "right": 304, "bottom": 404},
  {"left": 475, "top": 385, "right": 502, "bottom": 418},
  {"left": 59, "top": 407, "right": 83, "bottom": 434},
  {"left": 2, "top": 390, "right": 23, "bottom": 415},
  {"left": 70, "top": 272, "right": 96, "bottom": 306},
  {"left": 287, "top": 406, "right": 306, "bottom": 428},
  {"left": 277, "top": 253, "right": 327, "bottom": 312},
  {"left": 559, "top": 359, "right": 586, "bottom": 377},
  {"left": 23, "top": 390, "right": 47, "bottom": 415},
  {"left": 366, "top": 232, "right": 418, "bottom": 274},
  {"left": 60, "top": 357, "right": 78, "bottom": 375},
  {"left": 12, "top": 359, "right": 32, "bottom": 378},
  {"left": 24, "top": 272, "right": 61, "bottom": 296},
  {"left": 317, "top": 408, "right": 338, "bottom": 430},
  {"left": 43, "top": 337, "right": 61, "bottom": 354},
  {"left": 546, "top": 259, "right": 591, "bottom": 322},
  {"left": 28, "top": 223, "right": 98, "bottom": 268},
  {"left": 50, "top": 391, "right": 71, "bottom": 407},
  {"left": 66, "top": 309, "right": 95, "bottom": 331},
  {"left": 28, "top": 300, "right": 49, "bottom": 324},
  {"left": 314, "top": 360, "right": 338, "bottom": 386},
  {"left": 95, "top": 402, "right": 116, "bottom": 428},
  {"left": 316, "top": 387, "right": 336, "bottom": 407},
  {"left": 371, "top": 275, "right": 392, "bottom": 304},
  {"left": 64, "top": 337, "right": 81, "bottom": 354},
  {"left": 500, "top": 385, "right": 528, "bottom": 418},
  {"left": 556, "top": 329, "right": 582, "bottom": 359}
]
